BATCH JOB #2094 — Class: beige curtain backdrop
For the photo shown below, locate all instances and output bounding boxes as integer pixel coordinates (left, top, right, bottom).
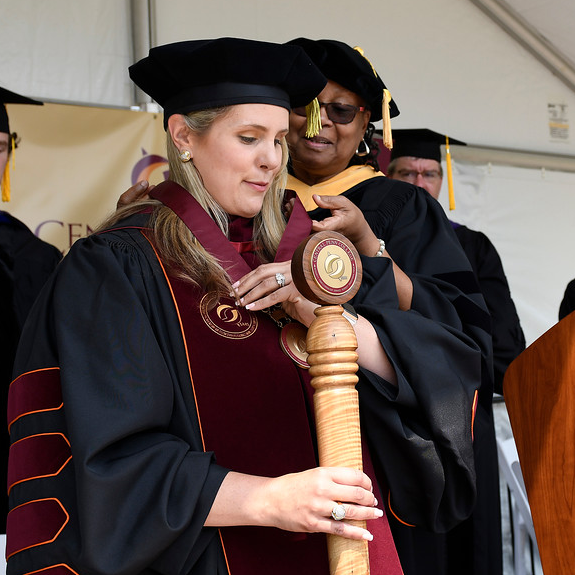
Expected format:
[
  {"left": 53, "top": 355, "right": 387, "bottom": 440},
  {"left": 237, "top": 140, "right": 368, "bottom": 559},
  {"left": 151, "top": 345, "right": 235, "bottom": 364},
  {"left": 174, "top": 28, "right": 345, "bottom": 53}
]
[{"left": 4, "top": 103, "right": 166, "bottom": 253}]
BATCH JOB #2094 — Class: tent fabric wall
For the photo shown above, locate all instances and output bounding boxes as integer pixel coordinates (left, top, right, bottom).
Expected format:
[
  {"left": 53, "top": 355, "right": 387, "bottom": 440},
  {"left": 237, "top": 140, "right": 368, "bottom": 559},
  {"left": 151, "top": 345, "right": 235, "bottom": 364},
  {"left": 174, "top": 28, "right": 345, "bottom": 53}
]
[
  {"left": 0, "top": 0, "right": 133, "bottom": 107},
  {"left": 436, "top": 157, "right": 575, "bottom": 345}
]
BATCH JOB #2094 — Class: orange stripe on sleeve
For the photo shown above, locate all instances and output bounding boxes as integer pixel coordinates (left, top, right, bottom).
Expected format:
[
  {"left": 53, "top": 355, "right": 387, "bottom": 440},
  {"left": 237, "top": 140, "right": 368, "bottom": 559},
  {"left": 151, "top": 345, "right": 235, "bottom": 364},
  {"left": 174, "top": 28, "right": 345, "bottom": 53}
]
[
  {"left": 8, "top": 368, "right": 63, "bottom": 432},
  {"left": 6, "top": 498, "right": 69, "bottom": 559},
  {"left": 21, "top": 564, "right": 79, "bottom": 575},
  {"left": 387, "top": 492, "right": 416, "bottom": 527},
  {"left": 8, "top": 433, "right": 72, "bottom": 493},
  {"left": 471, "top": 389, "right": 479, "bottom": 442}
]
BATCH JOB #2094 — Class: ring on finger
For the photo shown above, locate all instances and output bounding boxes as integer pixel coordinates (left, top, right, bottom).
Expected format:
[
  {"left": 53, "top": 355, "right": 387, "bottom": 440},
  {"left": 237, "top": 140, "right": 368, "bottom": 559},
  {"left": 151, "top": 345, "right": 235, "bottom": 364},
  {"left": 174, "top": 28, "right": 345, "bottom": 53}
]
[
  {"left": 275, "top": 272, "right": 286, "bottom": 288},
  {"left": 331, "top": 503, "right": 346, "bottom": 521}
]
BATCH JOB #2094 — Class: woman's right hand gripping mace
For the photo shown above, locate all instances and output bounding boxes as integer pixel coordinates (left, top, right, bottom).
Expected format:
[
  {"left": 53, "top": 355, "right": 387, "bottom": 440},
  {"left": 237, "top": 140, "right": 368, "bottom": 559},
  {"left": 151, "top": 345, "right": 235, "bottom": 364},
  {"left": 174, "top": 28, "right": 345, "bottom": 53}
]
[{"left": 292, "top": 231, "right": 369, "bottom": 575}]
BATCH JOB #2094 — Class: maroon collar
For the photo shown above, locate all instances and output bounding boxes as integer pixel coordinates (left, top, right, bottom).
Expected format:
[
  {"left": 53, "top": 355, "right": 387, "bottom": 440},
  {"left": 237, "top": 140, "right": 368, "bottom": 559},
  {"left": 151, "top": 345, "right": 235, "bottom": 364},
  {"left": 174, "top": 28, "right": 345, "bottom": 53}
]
[{"left": 149, "top": 181, "right": 312, "bottom": 281}]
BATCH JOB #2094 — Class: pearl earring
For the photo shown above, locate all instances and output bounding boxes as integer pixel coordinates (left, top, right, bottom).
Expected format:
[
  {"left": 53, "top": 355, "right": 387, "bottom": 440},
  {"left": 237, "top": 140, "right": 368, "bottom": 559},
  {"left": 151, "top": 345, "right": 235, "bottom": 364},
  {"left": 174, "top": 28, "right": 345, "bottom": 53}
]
[{"left": 179, "top": 150, "right": 191, "bottom": 163}]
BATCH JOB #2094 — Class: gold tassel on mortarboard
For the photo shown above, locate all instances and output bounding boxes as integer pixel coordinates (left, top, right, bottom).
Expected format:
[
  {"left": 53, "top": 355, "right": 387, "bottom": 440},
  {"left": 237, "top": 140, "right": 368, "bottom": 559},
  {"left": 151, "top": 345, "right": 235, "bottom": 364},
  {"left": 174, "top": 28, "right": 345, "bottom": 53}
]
[
  {"left": 445, "top": 135, "right": 455, "bottom": 210},
  {"left": 354, "top": 46, "right": 376, "bottom": 75},
  {"left": 1, "top": 135, "right": 14, "bottom": 202},
  {"left": 382, "top": 89, "right": 393, "bottom": 150},
  {"left": 1, "top": 161, "right": 10, "bottom": 202},
  {"left": 305, "top": 98, "right": 322, "bottom": 138},
  {"left": 353, "top": 46, "right": 393, "bottom": 150}
]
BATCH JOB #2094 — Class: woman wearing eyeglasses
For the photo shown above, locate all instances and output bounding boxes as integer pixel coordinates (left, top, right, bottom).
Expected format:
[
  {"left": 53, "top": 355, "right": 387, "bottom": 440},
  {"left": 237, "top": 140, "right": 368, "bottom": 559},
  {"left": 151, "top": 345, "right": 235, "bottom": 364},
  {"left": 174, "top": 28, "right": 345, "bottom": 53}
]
[{"left": 278, "top": 38, "right": 500, "bottom": 575}]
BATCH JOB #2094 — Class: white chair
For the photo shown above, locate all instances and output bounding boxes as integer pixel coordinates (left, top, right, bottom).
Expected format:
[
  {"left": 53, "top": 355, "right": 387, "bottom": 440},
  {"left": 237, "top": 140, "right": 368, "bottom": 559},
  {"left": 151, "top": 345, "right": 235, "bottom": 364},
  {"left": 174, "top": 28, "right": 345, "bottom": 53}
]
[
  {"left": 0, "top": 534, "right": 5, "bottom": 575},
  {"left": 497, "top": 435, "right": 540, "bottom": 575}
]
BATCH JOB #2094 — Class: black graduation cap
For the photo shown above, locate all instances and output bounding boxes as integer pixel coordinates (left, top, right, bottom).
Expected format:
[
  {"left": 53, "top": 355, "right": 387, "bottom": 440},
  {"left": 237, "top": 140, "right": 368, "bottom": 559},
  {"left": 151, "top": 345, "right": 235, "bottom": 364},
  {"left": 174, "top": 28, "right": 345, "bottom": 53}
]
[
  {"left": 129, "top": 38, "right": 327, "bottom": 130},
  {"left": 0, "top": 86, "right": 43, "bottom": 135},
  {"left": 390, "top": 128, "right": 466, "bottom": 163},
  {"left": 1, "top": 86, "right": 43, "bottom": 202},
  {"left": 286, "top": 38, "right": 399, "bottom": 122}
]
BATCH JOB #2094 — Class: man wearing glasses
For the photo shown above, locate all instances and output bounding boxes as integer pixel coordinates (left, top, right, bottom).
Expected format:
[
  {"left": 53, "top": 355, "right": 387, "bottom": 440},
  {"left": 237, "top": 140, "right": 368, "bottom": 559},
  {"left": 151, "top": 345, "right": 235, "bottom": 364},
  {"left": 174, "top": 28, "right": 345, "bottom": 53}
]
[
  {"left": 386, "top": 128, "right": 461, "bottom": 200},
  {"left": 387, "top": 128, "right": 525, "bottom": 396}
]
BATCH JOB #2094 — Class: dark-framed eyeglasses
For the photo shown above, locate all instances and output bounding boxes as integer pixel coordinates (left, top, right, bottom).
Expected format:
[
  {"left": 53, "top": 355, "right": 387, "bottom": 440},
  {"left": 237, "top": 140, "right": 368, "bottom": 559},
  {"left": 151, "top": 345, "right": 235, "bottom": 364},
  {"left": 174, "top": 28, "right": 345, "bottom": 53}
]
[
  {"left": 292, "top": 101, "right": 366, "bottom": 125},
  {"left": 396, "top": 169, "right": 442, "bottom": 183}
]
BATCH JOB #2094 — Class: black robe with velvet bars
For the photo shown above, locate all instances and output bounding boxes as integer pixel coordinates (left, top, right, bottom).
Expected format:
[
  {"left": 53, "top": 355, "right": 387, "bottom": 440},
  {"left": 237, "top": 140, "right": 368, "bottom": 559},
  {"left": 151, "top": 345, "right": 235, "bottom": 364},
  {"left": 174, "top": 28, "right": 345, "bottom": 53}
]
[{"left": 7, "top": 183, "right": 480, "bottom": 575}]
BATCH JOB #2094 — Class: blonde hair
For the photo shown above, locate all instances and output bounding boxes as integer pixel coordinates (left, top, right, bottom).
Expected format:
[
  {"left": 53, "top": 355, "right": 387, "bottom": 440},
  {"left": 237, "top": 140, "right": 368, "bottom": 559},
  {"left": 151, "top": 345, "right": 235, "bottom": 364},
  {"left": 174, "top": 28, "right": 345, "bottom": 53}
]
[{"left": 100, "top": 107, "right": 289, "bottom": 294}]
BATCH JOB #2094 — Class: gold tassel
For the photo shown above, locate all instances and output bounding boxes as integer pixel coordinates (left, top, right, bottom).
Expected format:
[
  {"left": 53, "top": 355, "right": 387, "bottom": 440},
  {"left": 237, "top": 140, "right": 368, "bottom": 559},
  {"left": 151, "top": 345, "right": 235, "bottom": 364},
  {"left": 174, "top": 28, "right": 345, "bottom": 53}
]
[
  {"left": 305, "top": 97, "right": 322, "bottom": 138},
  {"left": 1, "top": 135, "right": 14, "bottom": 202},
  {"left": 445, "top": 135, "right": 455, "bottom": 210},
  {"left": 382, "top": 89, "right": 393, "bottom": 150},
  {"left": 353, "top": 47, "right": 393, "bottom": 149},
  {"left": 1, "top": 160, "right": 10, "bottom": 202},
  {"left": 353, "top": 46, "right": 377, "bottom": 76}
]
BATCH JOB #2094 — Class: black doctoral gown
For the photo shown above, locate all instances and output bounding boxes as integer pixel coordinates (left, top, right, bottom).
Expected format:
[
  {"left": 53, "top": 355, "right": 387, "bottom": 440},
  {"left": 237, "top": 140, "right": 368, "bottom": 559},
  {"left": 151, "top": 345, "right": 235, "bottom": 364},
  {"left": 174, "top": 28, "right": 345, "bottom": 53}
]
[
  {"left": 291, "top": 168, "right": 502, "bottom": 575},
  {"left": 7, "top": 184, "right": 482, "bottom": 575},
  {"left": 452, "top": 222, "right": 525, "bottom": 394},
  {"left": 0, "top": 211, "right": 61, "bottom": 533}
]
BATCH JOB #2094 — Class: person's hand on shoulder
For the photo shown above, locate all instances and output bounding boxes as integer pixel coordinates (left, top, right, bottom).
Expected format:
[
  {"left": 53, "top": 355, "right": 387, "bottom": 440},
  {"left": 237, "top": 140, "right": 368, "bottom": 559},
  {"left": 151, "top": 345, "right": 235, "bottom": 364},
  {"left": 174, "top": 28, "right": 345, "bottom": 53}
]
[{"left": 116, "top": 180, "right": 154, "bottom": 210}]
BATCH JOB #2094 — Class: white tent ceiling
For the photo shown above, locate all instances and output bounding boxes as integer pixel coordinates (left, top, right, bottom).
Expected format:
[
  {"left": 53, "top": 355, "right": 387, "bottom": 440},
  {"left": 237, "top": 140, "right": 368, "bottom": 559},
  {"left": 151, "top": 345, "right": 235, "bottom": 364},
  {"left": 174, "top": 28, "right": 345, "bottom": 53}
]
[
  {"left": 2, "top": 0, "right": 575, "bottom": 156},
  {"left": 2, "top": 0, "right": 575, "bottom": 103},
  {"left": 471, "top": 0, "right": 575, "bottom": 93},
  {"left": 505, "top": 0, "right": 575, "bottom": 69}
]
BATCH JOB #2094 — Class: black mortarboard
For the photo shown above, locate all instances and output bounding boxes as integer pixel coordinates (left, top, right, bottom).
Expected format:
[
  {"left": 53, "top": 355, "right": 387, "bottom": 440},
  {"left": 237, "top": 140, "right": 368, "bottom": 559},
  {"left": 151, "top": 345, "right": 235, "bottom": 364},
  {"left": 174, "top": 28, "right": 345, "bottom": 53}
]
[
  {"left": 129, "top": 38, "right": 327, "bottom": 130},
  {"left": 390, "top": 128, "right": 466, "bottom": 163},
  {"left": 0, "top": 86, "right": 43, "bottom": 135},
  {"left": 287, "top": 38, "right": 399, "bottom": 122},
  {"left": 390, "top": 129, "right": 467, "bottom": 210},
  {"left": 285, "top": 38, "right": 398, "bottom": 149}
]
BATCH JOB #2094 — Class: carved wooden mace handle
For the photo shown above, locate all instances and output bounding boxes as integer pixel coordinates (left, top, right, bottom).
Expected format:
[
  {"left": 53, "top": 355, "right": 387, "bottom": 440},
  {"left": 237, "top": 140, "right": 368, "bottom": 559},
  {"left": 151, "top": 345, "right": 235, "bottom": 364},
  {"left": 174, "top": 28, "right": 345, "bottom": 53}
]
[{"left": 292, "top": 230, "right": 369, "bottom": 575}]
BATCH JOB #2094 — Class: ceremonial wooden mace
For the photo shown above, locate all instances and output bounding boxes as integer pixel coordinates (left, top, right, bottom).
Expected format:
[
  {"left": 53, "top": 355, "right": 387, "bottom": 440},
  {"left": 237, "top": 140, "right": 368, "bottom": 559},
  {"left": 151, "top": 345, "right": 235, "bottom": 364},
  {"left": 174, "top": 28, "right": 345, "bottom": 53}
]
[{"left": 291, "top": 230, "right": 369, "bottom": 575}]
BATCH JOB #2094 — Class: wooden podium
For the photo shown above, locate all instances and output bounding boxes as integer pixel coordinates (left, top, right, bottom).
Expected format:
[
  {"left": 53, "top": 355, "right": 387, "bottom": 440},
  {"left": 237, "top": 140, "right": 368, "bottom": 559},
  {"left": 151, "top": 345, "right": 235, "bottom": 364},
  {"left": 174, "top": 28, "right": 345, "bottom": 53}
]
[{"left": 503, "top": 311, "right": 575, "bottom": 575}]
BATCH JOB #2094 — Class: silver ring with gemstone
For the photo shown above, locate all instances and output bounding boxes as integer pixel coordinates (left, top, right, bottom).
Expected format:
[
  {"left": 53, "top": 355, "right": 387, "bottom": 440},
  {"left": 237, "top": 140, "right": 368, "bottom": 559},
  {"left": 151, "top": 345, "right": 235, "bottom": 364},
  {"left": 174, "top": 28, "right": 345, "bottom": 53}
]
[
  {"left": 275, "top": 272, "right": 286, "bottom": 288},
  {"left": 331, "top": 503, "right": 346, "bottom": 521}
]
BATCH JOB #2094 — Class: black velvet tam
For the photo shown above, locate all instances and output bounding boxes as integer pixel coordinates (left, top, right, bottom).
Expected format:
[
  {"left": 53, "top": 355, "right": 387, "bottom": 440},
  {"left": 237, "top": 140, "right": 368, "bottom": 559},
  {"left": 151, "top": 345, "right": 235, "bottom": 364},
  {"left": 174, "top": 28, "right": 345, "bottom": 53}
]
[
  {"left": 390, "top": 128, "right": 466, "bottom": 162},
  {"left": 0, "top": 86, "right": 43, "bottom": 134},
  {"left": 286, "top": 38, "right": 399, "bottom": 122},
  {"left": 129, "top": 37, "right": 327, "bottom": 127}
]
